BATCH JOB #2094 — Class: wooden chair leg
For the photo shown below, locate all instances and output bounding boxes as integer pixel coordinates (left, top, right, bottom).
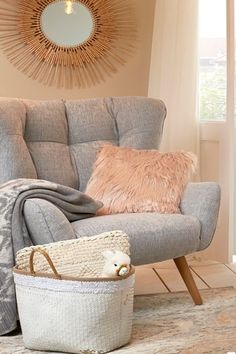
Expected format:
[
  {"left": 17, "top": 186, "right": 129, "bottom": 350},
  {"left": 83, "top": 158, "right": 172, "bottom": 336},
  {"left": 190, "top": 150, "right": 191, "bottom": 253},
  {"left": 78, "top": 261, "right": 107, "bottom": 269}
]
[{"left": 174, "top": 256, "right": 203, "bottom": 305}]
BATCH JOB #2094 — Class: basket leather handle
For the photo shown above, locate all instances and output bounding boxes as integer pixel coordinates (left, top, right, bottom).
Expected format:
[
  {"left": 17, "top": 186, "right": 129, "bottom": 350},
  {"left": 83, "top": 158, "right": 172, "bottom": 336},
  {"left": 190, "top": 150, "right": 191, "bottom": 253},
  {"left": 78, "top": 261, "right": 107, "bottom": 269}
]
[{"left": 29, "top": 248, "right": 61, "bottom": 280}]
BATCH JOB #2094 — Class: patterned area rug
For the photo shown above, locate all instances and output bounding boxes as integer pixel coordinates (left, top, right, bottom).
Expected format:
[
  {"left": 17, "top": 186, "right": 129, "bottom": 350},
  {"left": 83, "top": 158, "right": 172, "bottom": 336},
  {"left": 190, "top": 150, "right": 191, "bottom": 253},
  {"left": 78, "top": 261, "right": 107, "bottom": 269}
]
[{"left": 1, "top": 287, "right": 236, "bottom": 354}]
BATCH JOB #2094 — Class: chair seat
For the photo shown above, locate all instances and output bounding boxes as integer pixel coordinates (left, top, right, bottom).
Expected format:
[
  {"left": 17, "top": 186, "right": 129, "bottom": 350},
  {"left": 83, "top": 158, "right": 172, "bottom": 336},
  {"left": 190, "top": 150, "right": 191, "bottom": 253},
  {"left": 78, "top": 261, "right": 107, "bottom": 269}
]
[{"left": 71, "top": 213, "right": 201, "bottom": 265}]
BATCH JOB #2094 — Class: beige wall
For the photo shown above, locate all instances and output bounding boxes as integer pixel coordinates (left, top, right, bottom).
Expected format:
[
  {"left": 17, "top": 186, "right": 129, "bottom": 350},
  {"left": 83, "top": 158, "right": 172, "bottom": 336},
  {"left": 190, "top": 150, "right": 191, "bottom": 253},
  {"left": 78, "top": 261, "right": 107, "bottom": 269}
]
[{"left": 0, "top": 0, "right": 155, "bottom": 100}]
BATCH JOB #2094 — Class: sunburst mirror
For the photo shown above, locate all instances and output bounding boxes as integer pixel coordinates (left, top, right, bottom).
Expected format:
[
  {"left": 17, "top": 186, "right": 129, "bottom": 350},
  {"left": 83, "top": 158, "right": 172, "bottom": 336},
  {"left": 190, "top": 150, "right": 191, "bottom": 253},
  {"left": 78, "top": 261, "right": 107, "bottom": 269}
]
[{"left": 0, "top": 0, "right": 136, "bottom": 88}]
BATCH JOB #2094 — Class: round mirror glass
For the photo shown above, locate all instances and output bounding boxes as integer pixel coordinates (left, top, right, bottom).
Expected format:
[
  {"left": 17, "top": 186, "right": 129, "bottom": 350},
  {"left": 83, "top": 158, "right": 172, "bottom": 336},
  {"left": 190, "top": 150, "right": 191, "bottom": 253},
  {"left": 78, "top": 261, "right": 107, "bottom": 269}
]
[{"left": 41, "top": 1, "right": 94, "bottom": 47}]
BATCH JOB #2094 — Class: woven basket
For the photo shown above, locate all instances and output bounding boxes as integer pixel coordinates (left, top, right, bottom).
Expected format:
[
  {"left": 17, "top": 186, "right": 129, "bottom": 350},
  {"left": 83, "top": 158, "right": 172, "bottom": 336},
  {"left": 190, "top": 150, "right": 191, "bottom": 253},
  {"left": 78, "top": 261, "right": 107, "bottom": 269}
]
[{"left": 13, "top": 231, "right": 135, "bottom": 354}]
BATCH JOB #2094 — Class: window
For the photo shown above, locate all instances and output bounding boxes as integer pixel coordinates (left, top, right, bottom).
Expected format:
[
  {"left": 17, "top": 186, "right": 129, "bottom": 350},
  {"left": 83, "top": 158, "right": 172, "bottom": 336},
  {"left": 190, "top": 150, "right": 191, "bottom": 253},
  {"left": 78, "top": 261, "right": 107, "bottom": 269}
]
[{"left": 199, "top": 0, "right": 227, "bottom": 121}]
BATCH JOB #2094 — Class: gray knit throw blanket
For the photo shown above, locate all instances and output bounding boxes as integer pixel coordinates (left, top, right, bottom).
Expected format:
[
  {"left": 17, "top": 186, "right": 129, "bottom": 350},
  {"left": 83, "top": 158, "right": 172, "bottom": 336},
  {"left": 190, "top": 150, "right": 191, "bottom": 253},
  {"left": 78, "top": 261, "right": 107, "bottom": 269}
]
[{"left": 0, "top": 178, "right": 102, "bottom": 335}]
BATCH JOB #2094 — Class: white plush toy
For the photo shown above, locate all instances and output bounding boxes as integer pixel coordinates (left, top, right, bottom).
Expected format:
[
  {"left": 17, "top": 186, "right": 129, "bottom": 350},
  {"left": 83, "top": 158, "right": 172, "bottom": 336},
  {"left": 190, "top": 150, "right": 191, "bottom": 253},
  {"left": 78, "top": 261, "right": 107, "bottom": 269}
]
[{"left": 102, "top": 250, "right": 131, "bottom": 277}]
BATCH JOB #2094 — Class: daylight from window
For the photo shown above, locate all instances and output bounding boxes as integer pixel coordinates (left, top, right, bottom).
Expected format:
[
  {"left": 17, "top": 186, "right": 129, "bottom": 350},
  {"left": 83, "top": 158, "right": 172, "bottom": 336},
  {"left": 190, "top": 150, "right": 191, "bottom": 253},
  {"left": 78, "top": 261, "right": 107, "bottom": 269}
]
[{"left": 199, "top": 0, "right": 226, "bottom": 121}]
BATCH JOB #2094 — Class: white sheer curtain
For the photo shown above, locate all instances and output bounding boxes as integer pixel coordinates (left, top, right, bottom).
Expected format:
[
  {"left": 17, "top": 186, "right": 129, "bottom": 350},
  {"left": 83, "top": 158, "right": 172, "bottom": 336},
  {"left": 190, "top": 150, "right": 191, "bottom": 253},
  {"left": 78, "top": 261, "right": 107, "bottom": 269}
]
[
  {"left": 149, "top": 0, "right": 236, "bottom": 260},
  {"left": 148, "top": 0, "right": 199, "bottom": 155}
]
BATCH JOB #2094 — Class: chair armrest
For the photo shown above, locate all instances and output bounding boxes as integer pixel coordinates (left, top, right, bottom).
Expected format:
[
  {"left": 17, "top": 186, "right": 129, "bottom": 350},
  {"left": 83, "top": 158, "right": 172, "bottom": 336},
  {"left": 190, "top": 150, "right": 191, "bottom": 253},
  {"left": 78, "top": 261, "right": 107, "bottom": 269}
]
[
  {"left": 180, "top": 182, "right": 221, "bottom": 250},
  {"left": 23, "top": 198, "right": 76, "bottom": 245}
]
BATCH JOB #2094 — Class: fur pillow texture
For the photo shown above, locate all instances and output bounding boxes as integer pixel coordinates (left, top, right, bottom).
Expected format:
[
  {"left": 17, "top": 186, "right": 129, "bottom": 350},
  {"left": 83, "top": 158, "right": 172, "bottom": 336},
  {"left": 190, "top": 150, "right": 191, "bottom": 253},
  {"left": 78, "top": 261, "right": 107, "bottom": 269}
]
[{"left": 85, "top": 145, "right": 197, "bottom": 215}]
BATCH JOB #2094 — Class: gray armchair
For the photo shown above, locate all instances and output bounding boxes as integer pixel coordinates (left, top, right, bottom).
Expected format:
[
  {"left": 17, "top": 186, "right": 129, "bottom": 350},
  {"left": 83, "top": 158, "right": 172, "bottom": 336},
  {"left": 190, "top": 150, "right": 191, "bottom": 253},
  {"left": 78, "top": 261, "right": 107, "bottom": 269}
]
[{"left": 0, "top": 96, "right": 220, "bottom": 305}]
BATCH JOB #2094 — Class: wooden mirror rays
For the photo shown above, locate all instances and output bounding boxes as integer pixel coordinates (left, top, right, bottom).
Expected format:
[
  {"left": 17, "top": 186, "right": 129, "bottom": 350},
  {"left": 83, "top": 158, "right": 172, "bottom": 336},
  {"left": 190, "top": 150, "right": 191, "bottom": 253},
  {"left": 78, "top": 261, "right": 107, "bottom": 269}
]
[{"left": 0, "top": 0, "right": 136, "bottom": 88}]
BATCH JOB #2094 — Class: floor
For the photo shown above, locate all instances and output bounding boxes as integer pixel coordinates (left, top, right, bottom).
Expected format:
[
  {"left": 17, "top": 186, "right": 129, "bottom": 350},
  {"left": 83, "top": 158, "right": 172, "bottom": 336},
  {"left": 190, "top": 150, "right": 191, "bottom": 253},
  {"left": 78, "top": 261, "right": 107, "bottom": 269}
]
[{"left": 134, "top": 256, "right": 236, "bottom": 295}]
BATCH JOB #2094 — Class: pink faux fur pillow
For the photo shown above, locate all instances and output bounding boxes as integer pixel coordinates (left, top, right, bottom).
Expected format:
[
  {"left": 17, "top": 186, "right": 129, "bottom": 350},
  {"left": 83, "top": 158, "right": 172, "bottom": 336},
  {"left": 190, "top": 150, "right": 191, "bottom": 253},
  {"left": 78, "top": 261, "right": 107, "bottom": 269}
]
[{"left": 85, "top": 145, "right": 197, "bottom": 215}]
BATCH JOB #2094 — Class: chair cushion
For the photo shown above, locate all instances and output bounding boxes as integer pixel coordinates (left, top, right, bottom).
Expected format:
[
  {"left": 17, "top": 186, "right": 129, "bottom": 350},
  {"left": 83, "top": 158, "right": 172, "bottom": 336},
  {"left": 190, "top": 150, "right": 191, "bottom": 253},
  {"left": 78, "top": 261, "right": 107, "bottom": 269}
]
[
  {"left": 24, "top": 99, "right": 79, "bottom": 189},
  {"left": 71, "top": 213, "right": 201, "bottom": 265},
  {"left": 0, "top": 97, "right": 166, "bottom": 190}
]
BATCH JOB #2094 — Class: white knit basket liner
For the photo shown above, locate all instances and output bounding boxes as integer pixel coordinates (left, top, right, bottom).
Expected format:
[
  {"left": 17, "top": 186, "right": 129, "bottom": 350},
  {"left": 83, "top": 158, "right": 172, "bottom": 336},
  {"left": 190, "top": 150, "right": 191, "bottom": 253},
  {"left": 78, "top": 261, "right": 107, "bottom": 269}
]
[
  {"left": 14, "top": 273, "right": 135, "bottom": 294},
  {"left": 14, "top": 230, "right": 135, "bottom": 353}
]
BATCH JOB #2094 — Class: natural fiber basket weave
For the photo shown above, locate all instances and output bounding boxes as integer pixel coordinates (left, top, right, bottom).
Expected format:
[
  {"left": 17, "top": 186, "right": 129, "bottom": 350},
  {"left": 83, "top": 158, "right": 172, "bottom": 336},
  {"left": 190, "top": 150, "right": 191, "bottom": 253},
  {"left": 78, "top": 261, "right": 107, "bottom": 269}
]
[
  {"left": 16, "top": 230, "right": 130, "bottom": 277},
  {"left": 13, "top": 231, "right": 135, "bottom": 354}
]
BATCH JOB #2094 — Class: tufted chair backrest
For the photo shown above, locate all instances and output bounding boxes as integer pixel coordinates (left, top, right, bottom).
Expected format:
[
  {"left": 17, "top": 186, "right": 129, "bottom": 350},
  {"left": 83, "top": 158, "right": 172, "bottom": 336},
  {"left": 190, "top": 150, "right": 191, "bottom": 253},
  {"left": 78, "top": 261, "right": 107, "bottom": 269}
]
[{"left": 0, "top": 96, "right": 166, "bottom": 191}]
